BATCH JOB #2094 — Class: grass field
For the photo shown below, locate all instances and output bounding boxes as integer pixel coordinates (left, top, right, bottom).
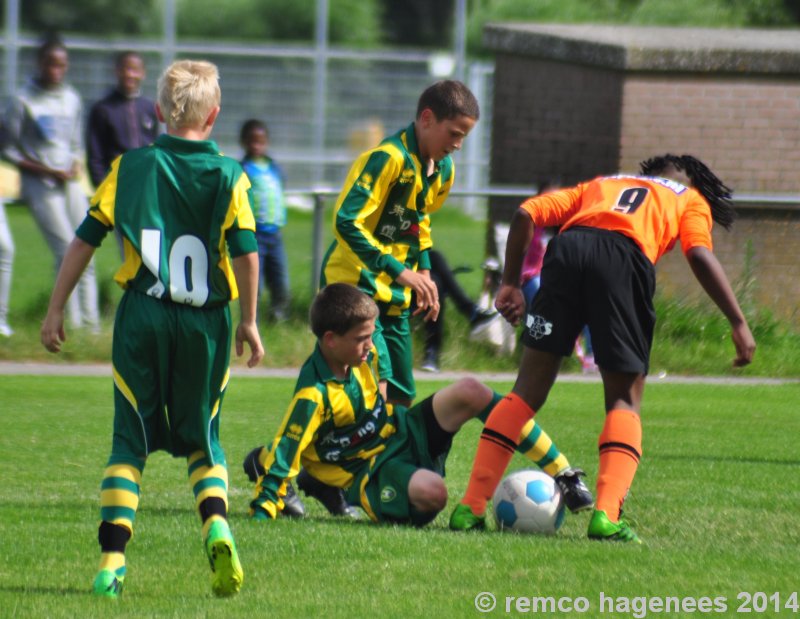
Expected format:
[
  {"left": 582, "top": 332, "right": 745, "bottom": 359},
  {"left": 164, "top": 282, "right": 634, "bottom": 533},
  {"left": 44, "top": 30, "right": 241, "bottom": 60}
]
[{"left": 1, "top": 375, "right": 798, "bottom": 618}]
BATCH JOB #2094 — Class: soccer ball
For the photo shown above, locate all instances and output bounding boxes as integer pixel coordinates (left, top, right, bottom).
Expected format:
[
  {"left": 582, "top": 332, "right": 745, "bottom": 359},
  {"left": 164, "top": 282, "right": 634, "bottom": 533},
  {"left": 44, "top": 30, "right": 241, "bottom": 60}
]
[{"left": 492, "top": 469, "right": 566, "bottom": 534}]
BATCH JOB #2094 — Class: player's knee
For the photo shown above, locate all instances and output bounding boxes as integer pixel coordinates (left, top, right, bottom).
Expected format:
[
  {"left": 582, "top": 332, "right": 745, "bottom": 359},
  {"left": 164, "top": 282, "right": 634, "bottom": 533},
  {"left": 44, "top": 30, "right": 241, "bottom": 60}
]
[
  {"left": 409, "top": 471, "right": 448, "bottom": 513},
  {"left": 453, "top": 377, "right": 494, "bottom": 415}
]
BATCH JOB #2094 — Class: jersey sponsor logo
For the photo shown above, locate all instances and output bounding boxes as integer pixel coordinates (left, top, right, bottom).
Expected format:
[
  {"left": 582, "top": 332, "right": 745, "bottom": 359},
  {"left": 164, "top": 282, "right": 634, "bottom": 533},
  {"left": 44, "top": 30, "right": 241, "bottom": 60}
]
[
  {"left": 319, "top": 416, "right": 380, "bottom": 452},
  {"left": 356, "top": 172, "right": 373, "bottom": 191},
  {"left": 609, "top": 174, "right": 687, "bottom": 194},
  {"left": 398, "top": 169, "right": 415, "bottom": 184},
  {"left": 399, "top": 222, "right": 419, "bottom": 238},
  {"left": 286, "top": 423, "right": 304, "bottom": 441},
  {"left": 526, "top": 314, "right": 553, "bottom": 340},
  {"left": 380, "top": 485, "right": 397, "bottom": 502},
  {"left": 647, "top": 176, "right": 688, "bottom": 194}
]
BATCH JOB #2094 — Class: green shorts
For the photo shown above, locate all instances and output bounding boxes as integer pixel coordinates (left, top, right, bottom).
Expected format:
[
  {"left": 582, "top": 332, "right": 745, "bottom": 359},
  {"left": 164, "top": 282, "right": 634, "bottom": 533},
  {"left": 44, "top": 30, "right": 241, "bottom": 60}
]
[
  {"left": 372, "top": 307, "right": 415, "bottom": 402},
  {"left": 346, "top": 396, "right": 452, "bottom": 526},
  {"left": 108, "top": 291, "right": 232, "bottom": 467}
]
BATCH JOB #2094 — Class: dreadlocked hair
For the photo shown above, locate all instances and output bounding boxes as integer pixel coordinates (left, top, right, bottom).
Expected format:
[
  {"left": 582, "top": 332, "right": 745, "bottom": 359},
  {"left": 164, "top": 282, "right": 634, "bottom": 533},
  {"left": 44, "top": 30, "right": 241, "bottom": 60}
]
[{"left": 639, "top": 154, "right": 736, "bottom": 230}]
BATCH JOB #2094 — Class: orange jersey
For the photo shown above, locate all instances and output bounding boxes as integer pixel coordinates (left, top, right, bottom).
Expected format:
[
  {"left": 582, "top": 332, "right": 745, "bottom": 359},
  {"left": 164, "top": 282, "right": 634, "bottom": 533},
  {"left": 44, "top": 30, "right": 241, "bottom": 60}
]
[{"left": 519, "top": 175, "right": 714, "bottom": 264}]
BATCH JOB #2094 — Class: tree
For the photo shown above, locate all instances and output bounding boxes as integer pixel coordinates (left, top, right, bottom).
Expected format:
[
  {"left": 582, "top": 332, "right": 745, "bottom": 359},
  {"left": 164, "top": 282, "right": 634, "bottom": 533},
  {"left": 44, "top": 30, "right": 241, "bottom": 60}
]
[
  {"left": 176, "top": 0, "right": 381, "bottom": 46},
  {"left": 20, "top": 0, "right": 160, "bottom": 36}
]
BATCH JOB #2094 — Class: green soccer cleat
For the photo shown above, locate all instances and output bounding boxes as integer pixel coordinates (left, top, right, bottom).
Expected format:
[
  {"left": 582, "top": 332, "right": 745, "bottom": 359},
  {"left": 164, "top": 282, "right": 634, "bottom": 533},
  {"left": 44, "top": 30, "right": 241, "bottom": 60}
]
[
  {"left": 449, "top": 503, "right": 487, "bottom": 531},
  {"left": 205, "top": 520, "right": 244, "bottom": 597},
  {"left": 92, "top": 569, "right": 124, "bottom": 599},
  {"left": 587, "top": 509, "right": 642, "bottom": 544}
]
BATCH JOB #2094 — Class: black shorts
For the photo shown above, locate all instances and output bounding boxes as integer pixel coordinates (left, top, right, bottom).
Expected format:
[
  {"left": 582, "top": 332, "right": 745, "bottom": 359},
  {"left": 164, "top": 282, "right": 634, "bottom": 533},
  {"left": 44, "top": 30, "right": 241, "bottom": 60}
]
[{"left": 522, "top": 226, "right": 656, "bottom": 374}]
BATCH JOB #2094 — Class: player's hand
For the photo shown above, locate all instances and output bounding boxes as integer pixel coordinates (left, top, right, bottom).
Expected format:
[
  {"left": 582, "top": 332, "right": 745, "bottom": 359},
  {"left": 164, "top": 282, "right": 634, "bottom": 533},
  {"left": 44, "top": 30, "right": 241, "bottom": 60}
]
[
  {"left": 494, "top": 284, "right": 525, "bottom": 326},
  {"left": 731, "top": 321, "right": 756, "bottom": 367},
  {"left": 41, "top": 310, "right": 66, "bottom": 353},
  {"left": 236, "top": 321, "right": 265, "bottom": 368},
  {"left": 396, "top": 269, "right": 440, "bottom": 322}
]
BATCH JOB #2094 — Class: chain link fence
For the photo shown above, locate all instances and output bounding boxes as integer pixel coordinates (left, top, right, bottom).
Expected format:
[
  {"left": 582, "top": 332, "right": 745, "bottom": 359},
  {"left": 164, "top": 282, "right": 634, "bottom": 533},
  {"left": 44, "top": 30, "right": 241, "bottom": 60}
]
[{"left": 1, "top": 36, "right": 495, "bottom": 215}]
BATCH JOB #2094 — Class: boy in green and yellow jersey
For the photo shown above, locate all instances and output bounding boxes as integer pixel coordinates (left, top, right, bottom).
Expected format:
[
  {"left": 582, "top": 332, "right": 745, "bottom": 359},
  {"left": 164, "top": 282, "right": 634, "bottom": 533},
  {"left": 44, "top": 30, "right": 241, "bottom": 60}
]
[
  {"left": 320, "top": 80, "right": 478, "bottom": 407},
  {"left": 41, "top": 59, "right": 263, "bottom": 599},
  {"left": 248, "top": 283, "right": 593, "bottom": 525}
]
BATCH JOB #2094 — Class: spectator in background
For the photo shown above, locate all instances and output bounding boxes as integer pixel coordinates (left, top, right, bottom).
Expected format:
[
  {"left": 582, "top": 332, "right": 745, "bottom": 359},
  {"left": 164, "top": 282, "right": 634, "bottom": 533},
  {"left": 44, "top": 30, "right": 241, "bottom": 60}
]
[
  {"left": 87, "top": 51, "right": 159, "bottom": 256},
  {"left": 0, "top": 196, "right": 13, "bottom": 337},
  {"left": 2, "top": 34, "right": 99, "bottom": 331},
  {"left": 521, "top": 180, "right": 597, "bottom": 372},
  {"left": 417, "top": 249, "right": 496, "bottom": 373},
  {"left": 0, "top": 118, "right": 14, "bottom": 337},
  {"left": 240, "top": 119, "right": 291, "bottom": 321},
  {"left": 88, "top": 51, "right": 159, "bottom": 187}
]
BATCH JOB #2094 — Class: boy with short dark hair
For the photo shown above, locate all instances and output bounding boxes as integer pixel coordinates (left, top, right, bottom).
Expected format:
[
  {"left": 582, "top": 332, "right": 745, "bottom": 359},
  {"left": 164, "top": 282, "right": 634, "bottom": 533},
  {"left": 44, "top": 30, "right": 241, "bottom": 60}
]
[
  {"left": 248, "top": 283, "right": 591, "bottom": 525},
  {"left": 239, "top": 118, "right": 291, "bottom": 321},
  {"left": 87, "top": 50, "right": 159, "bottom": 188},
  {"left": 320, "top": 79, "right": 480, "bottom": 407},
  {"left": 41, "top": 59, "right": 263, "bottom": 598},
  {"left": 249, "top": 283, "right": 499, "bottom": 525}
]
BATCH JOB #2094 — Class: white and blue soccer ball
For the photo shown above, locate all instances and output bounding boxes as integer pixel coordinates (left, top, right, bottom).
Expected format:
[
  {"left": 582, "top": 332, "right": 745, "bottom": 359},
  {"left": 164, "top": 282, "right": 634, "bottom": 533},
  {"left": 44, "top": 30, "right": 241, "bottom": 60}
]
[{"left": 492, "top": 469, "right": 566, "bottom": 534}]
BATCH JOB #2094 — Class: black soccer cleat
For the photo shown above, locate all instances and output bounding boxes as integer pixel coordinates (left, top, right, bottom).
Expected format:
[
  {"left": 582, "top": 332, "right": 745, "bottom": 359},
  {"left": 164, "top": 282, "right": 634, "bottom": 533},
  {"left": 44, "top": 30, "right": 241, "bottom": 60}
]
[
  {"left": 554, "top": 467, "right": 595, "bottom": 513},
  {"left": 242, "top": 446, "right": 266, "bottom": 483},
  {"left": 243, "top": 445, "right": 306, "bottom": 518},
  {"left": 297, "top": 468, "right": 361, "bottom": 519},
  {"left": 281, "top": 479, "right": 306, "bottom": 518}
]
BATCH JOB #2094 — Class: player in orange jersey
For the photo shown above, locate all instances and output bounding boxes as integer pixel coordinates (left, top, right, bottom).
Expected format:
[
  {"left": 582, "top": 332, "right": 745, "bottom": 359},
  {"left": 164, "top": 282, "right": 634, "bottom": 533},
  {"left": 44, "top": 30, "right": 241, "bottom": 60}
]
[{"left": 450, "top": 154, "right": 756, "bottom": 542}]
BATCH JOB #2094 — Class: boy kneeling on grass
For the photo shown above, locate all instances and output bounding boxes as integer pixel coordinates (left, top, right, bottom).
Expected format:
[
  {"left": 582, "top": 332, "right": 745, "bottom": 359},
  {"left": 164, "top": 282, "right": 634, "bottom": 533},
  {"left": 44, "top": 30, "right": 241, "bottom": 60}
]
[{"left": 249, "top": 283, "right": 592, "bottom": 525}]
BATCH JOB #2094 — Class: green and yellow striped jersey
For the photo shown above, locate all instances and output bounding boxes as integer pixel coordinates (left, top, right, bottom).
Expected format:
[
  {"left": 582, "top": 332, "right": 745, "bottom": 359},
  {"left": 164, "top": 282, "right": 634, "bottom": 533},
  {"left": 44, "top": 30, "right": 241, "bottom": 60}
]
[
  {"left": 77, "top": 134, "right": 257, "bottom": 308},
  {"left": 251, "top": 344, "right": 398, "bottom": 518},
  {"left": 321, "top": 122, "right": 455, "bottom": 315}
]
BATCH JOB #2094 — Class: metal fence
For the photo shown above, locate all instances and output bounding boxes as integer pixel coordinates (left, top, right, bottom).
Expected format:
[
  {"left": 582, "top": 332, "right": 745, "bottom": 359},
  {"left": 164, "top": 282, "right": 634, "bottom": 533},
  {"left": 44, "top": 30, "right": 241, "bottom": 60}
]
[{"left": 0, "top": 35, "right": 495, "bottom": 216}]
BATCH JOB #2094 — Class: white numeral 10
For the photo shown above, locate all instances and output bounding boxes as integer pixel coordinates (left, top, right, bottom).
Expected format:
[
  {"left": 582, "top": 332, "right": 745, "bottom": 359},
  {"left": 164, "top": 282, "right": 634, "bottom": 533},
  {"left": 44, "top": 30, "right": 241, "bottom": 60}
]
[{"left": 141, "top": 228, "right": 209, "bottom": 306}]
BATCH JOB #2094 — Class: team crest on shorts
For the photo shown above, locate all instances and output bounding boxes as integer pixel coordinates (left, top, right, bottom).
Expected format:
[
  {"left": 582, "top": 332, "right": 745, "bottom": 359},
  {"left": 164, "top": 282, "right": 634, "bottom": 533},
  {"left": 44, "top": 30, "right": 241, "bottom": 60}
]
[
  {"left": 380, "top": 486, "right": 397, "bottom": 502},
  {"left": 526, "top": 314, "right": 553, "bottom": 340}
]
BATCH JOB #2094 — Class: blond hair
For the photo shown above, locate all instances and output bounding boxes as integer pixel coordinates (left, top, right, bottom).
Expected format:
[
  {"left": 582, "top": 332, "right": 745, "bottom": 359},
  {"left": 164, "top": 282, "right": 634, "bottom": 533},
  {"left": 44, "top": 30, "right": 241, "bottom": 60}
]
[{"left": 157, "top": 60, "right": 221, "bottom": 130}]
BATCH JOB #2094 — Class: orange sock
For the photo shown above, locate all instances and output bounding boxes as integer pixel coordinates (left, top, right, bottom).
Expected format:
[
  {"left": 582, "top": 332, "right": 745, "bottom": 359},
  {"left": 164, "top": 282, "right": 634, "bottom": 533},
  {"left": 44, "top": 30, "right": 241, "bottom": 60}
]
[
  {"left": 595, "top": 409, "right": 642, "bottom": 522},
  {"left": 462, "top": 393, "right": 535, "bottom": 516}
]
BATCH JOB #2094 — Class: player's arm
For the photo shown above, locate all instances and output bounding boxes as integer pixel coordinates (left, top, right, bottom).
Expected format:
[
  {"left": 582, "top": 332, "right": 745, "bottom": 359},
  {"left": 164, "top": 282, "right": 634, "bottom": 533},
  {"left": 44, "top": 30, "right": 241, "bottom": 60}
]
[
  {"left": 495, "top": 208, "right": 535, "bottom": 325},
  {"left": 334, "top": 150, "right": 407, "bottom": 279},
  {"left": 231, "top": 251, "right": 264, "bottom": 367},
  {"left": 227, "top": 173, "right": 264, "bottom": 367},
  {"left": 685, "top": 246, "right": 755, "bottom": 367},
  {"left": 407, "top": 208, "right": 440, "bottom": 321},
  {"left": 41, "top": 238, "right": 97, "bottom": 352},
  {"left": 251, "top": 393, "right": 323, "bottom": 518}
]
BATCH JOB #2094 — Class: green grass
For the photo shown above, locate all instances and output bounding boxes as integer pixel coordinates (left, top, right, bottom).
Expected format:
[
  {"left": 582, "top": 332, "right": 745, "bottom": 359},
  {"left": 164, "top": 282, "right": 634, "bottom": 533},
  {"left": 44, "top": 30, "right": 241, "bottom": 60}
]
[
  {"left": 0, "top": 376, "right": 798, "bottom": 618},
  {"left": 2, "top": 200, "right": 800, "bottom": 375}
]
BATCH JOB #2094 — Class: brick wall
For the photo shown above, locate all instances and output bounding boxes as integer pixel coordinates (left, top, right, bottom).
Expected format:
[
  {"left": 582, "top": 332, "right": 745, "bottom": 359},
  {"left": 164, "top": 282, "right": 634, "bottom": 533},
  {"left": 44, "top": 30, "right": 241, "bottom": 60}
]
[
  {"left": 620, "top": 75, "right": 800, "bottom": 193},
  {"left": 485, "top": 24, "right": 800, "bottom": 323},
  {"left": 489, "top": 55, "right": 623, "bottom": 226},
  {"left": 656, "top": 206, "right": 800, "bottom": 322}
]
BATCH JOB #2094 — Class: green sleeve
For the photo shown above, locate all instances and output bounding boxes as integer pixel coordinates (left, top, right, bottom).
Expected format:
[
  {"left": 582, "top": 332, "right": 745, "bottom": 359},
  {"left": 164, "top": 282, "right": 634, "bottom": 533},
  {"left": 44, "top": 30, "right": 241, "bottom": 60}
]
[
  {"left": 75, "top": 214, "right": 111, "bottom": 248},
  {"left": 418, "top": 249, "right": 431, "bottom": 271},
  {"left": 335, "top": 150, "right": 406, "bottom": 278},
  {"left": 226, "top": 228, "right": 257, "bottom": 257},
  {"left": 251, "top": 397, "right": 320, "bottom": 517}
]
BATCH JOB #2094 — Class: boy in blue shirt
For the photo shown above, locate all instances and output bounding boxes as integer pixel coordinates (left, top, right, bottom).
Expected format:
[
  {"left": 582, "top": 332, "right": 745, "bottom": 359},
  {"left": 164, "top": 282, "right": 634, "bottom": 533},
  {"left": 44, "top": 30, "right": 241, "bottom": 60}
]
[{"left": 240, "top": 119, "right": 291, "bottom": 321}]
